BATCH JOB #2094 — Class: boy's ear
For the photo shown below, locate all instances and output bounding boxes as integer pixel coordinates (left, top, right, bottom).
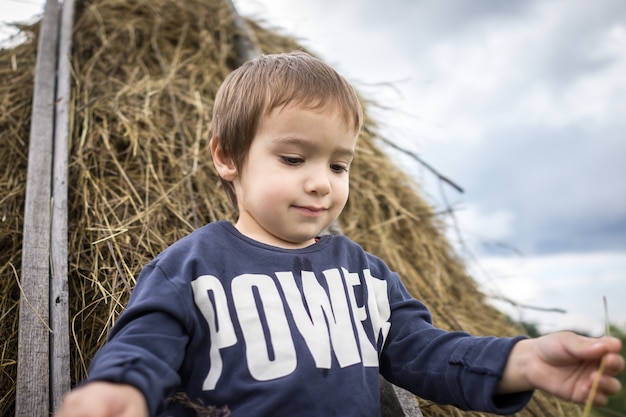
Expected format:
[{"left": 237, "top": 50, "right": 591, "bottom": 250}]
[{"left": 210, "top": 136, "right": 238, "bottom": 181}]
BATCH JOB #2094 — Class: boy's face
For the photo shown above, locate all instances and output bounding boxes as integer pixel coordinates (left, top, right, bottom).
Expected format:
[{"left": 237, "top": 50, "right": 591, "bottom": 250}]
[{"left": 232, "top": 104, "right": 357, "bottom": 249}]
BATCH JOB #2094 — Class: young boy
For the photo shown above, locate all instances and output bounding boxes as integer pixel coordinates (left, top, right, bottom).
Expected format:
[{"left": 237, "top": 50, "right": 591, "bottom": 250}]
[{"left": 56, "top": 51, "right": 623, "bottom": 417}]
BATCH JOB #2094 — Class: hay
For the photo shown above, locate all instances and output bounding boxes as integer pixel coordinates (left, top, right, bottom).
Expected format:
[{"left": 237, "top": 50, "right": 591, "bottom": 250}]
[{"left": 0, "top": 0, "right": 580, "bottom": 416}]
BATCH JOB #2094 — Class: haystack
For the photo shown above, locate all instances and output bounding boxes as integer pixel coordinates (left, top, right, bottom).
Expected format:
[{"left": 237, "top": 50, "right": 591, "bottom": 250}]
[{"left": 0, "top": 0, "right": 580, "bottom": 415}]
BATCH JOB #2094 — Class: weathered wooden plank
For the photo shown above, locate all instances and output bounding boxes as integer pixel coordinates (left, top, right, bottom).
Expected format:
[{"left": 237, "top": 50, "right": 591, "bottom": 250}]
[
  {"left": 392, "top": 384, "right": 424, "bottom": 417},
  {"left": 15, "top": 0, "right": 59, "bottom": 416},
  {"left": 224, "top": 0, "right": 261, "bottom": 64},
  {"left": 50, "top": 0, "right": 76, "bottom": 411}
]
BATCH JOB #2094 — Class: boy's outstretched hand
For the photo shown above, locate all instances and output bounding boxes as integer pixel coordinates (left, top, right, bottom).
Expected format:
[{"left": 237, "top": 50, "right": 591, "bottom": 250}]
[
  {"left": 499, "top": 331, "right": 624, "bottom": 406},
  {"left": 54, "top": 381, "right": 148, "bottom": 417}
]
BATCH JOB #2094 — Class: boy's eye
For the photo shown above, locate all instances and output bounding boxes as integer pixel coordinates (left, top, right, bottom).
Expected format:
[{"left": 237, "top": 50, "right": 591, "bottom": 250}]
[
  {"left": 331, "top": 164, "right": 349, "bottom": 173},
  {"left": 281, "top": 156, "right": 304, "bottom": 166}
]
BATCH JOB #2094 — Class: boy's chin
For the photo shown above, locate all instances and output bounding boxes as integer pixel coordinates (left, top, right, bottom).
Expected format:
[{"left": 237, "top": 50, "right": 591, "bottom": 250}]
[{"left": 319, "top": 222, "right": 342, "bottom": 236}]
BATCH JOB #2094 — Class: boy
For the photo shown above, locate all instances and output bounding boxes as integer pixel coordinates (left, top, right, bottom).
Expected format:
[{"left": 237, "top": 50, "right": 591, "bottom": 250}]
[{"left": 56, "top": 51, "right": 623, "bottom": 417}]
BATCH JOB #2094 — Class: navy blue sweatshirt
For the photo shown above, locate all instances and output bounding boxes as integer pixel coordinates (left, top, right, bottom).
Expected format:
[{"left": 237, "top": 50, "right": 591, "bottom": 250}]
[{"left": 88, "top": 221, "right": 532, "bottom": 416}]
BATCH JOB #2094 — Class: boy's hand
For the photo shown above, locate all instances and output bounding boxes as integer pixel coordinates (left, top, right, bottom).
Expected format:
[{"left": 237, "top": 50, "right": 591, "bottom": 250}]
[
  {"left": 55, "top": 381, "right": 148, "bottom": 417},
  {"left": 500, "top": 331, "right": 624, "bottom": 406}
]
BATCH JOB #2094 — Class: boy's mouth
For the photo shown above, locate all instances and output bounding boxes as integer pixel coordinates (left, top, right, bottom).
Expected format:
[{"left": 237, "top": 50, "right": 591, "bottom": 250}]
[{"left": 293, "top": 205, "right": 327, "bottom": 216}]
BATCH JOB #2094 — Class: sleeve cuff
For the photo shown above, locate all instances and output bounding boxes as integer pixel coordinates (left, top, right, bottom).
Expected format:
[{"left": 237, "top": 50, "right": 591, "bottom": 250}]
[{"left": 447, "top": 335, "right": 534, "bottom": 414}]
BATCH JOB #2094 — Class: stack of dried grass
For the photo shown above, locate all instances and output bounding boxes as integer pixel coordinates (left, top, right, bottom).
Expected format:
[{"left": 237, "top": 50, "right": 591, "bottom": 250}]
[{"left": 0, "top": 0, "right": 580, "bottom": 416}]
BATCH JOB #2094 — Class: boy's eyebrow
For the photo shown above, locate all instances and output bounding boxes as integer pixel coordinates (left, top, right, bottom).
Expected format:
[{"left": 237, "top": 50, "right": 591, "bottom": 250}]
[{"left": 272, "top": 136, "right": 355, "bottom": 159}]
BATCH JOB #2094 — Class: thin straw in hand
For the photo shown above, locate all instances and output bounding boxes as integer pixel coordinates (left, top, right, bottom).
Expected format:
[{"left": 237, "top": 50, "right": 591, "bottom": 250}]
[{"left": 581, "top": 296, "right": 610, "bottom": 417}]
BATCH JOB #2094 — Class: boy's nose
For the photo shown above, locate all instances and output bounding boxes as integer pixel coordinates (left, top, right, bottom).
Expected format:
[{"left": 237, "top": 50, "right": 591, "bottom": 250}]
[{"left": 304, "top": 169, "right": 331, "bottom": 195}]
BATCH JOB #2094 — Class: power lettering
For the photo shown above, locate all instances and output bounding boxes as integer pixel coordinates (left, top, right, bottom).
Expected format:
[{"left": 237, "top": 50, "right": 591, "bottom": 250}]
[{"left": 191, "top": 268, "right": 391, "bottom": 390}]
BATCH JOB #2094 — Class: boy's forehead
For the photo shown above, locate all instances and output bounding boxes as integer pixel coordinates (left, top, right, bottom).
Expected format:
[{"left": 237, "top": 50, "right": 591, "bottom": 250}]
[
  {"left": 270, "top": 135, "right": 356, "bottom": 156},
  {"left": 265, "top": 101, "right": 360, "bottom": 132},
  {"left": 265, "top": 103, "right": 357, "bottom": 131},
  {"left": 267, "top": 100, "right": 335, "bottom": 115},
  {"left": 257, "top": 104, "right": 358, "bottom": 152}
]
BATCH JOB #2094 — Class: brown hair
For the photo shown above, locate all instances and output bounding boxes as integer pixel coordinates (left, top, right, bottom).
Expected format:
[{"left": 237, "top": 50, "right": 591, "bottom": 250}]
[{"left": 210, "top": 51, "right": 363, "bottom": 211}]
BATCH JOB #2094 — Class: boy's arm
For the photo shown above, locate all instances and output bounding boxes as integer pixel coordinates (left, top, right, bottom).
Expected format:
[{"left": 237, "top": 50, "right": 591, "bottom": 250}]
[
  {"left": 54, "top": 381, "right": 148, "bottom": 417},
  {"left": 63, "top": 264, "right": 192, "bottom": 415},
  {"left": 497, "top": 331, "right": 624, "bottom": 406}
]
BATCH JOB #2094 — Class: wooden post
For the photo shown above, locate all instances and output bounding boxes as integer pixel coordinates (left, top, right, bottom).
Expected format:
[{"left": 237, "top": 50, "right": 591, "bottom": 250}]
[
  {"left": 392, "top": 383, "right": 424, "bottom": 417},
  {"left": 16, "top": 0, "right": 59, "bottom": 415},
  {"left": 51, "top": 0, "right": 76, "bottom": 412},
  {"left": 223, "top": 0, "right": 261, "bottom": 64}
]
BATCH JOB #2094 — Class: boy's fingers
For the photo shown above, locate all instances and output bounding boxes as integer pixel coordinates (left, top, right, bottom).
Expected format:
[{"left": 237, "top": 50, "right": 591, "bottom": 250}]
[
  {"left": 575, "top": 336, "right": 622, "bottom": 360},
  {"left": 603, "top": 351, "right": 625, "bottom": 376},
  {"left": 588, "top": 374, "right": 623, "bottom": 406}
]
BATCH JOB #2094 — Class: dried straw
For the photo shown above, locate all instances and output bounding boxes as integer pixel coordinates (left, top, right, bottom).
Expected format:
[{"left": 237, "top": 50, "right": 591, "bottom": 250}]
[{"left": 0, "top": 0, "right": 581, "bottom": 415}]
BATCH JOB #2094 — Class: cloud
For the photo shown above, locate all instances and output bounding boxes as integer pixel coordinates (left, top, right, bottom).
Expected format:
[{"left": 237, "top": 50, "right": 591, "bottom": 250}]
[
  {"left": 442, "top": 124, "right": 626, "bottom": 255},
  {"left": 0, "top": 0, "right": 44, "bottom": 42},
  {"left": 472, "top": 252, "right": 626, "bottom": 335},
  {"left": 355, "top": 0, "right": 626, "bottom": 256}
]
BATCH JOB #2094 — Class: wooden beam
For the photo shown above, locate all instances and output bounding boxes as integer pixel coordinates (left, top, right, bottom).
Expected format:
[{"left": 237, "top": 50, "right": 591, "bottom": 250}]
[
  {"left": 392, "top": 383, "right": 424, "bottom": 416},
  {"left": 223, "top": 0, "right": 261, "bottom": 64},
  {"left": 16, "top": 0, "right": 59, "bottom": 415},
  {"left": 50, "top": 0, "right": 76, "bottom": 412}
]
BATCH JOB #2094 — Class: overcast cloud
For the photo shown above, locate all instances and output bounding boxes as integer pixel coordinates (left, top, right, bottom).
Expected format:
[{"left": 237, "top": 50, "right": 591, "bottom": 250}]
[{"left": 2, "top": 0, "right": 625, "bottom": 334}]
